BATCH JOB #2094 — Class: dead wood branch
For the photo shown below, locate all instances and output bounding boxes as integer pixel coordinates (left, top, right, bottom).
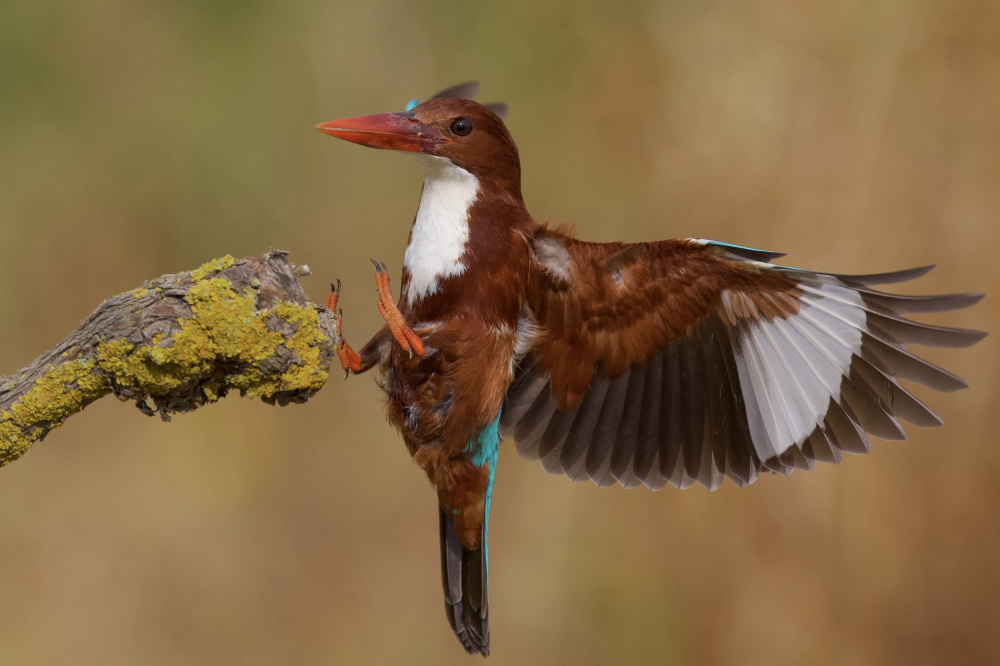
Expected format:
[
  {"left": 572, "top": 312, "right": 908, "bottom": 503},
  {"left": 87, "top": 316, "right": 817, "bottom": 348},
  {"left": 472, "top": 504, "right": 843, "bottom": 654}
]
[{"left": 0, "top": 249, "right": 341, "bottom": 467}]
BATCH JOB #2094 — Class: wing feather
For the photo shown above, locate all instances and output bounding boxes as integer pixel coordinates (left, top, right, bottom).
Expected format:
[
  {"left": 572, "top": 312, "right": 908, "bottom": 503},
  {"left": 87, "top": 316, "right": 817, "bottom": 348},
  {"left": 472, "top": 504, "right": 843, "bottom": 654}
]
[
  {"left": 561, "top": 373, "right": 614, "bottom": 481},
  {"left": 502, "top": 227, "right": 983, "bottom": 490},
  {"left": 659, "top": 343, "right": 686, "bottom": 485},
  {"left": 634, "top": 348, "right": 665, "bottom": 486},
  {"left": 430, "top": 81, "right": 480, "bottom": 100},
  {"left": 705, "top": 320, "right": 756, "bottom": 486},
  {"left": 681, "top": 340, "right": 709, "bottom": 485},
  {"left": 602, "top": 365, "right": 645, "bottom": 487},
  {"left": 825, "top": 399, "right": 872, "bottom": 455}
]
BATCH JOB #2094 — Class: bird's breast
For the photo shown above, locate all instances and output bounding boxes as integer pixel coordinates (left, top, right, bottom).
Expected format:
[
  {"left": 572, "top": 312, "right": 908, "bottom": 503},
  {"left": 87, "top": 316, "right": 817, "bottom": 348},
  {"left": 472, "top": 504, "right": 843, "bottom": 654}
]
[{"left": 403, "top": 156, "right": 480, "bottom": 307}]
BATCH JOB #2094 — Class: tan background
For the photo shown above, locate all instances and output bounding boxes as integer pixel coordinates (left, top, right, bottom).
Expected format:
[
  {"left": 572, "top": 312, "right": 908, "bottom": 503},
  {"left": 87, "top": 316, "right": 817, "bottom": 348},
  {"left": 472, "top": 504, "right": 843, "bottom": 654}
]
[{"left": 1, "top": 1, "right": 998, "bottom": 664}]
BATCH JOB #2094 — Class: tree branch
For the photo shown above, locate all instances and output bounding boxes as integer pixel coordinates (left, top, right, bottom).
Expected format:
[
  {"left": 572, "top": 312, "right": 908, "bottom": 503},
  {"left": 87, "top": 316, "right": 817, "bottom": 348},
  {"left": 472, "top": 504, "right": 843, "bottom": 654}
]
[{"left": 0, "top": 249, "right": 341, "bottom": 467}]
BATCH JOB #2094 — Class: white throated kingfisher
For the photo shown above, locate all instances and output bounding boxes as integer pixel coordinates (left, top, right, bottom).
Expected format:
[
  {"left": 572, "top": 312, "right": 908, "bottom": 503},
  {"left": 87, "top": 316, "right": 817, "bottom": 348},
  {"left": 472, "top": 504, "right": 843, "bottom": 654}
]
[{"left": 316, "top": 83, "right": 985, "bottom": 656}]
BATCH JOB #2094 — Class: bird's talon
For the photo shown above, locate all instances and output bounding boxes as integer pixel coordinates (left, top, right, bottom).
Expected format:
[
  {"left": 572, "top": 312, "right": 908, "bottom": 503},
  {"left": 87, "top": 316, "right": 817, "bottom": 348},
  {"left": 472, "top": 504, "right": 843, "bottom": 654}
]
[
  {"left": 337, "top": 340, "right": 363, "bottom": 374},
  {"left": 334, "top": 309, "right": 345, "bottom": 338},
  {"left": 325, "top": 281, "right": 341, "bottom": 312},
  {"left": 369, "top": 263, "right": 425, "bottom": 356},
  {"left": 403, "top": 327, "right": 426, "bottom": 356}
]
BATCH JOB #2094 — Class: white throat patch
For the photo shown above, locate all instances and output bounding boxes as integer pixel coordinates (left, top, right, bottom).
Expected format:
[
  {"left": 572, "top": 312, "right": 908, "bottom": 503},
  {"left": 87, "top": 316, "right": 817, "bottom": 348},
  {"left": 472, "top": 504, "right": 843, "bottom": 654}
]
[{"left": 403, "top": 154, "right": 480, "bottom": 306}]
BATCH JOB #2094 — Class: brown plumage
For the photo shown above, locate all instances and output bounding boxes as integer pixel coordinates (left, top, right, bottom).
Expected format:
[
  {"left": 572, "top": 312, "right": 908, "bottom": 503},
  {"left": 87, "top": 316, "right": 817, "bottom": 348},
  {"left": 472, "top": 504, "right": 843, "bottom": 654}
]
[
  {"left": 316, "top": 83, "right": 985, "bottom": 656},
  {"left": 504, "top": 243, "right": 983, "bottom": 491},
  {"left": 525, "top": 226, "right": 803, "bottom": 409}
]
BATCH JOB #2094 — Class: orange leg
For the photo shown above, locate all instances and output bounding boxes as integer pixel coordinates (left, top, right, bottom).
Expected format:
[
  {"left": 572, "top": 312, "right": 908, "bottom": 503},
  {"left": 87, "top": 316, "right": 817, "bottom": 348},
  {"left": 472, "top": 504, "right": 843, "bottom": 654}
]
[
  {"left": 372, "top": 261, "right": 425, "bottom": 357},
  {"left": 325, "top": 280, "right": 362, "bottom": 378}
]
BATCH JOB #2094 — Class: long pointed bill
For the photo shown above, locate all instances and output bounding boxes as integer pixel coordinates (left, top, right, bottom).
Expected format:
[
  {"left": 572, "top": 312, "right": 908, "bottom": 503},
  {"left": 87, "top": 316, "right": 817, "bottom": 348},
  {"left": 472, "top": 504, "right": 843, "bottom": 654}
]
[{"left": 315, "top": 112, "right": 448, "bottom": 153}]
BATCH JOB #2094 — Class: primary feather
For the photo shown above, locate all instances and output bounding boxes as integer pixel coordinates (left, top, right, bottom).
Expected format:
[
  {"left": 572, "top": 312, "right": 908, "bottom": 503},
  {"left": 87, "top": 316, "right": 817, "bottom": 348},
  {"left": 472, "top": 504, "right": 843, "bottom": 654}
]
[{"left": 501, "top": 227, "right": 985, "bottom": 490}]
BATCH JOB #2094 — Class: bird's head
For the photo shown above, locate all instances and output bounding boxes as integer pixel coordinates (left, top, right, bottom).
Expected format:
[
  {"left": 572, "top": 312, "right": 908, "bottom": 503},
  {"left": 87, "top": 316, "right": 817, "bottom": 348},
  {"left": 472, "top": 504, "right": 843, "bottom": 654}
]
[{"left": 316, "top": 88, "right": 521, "bottom": 198}]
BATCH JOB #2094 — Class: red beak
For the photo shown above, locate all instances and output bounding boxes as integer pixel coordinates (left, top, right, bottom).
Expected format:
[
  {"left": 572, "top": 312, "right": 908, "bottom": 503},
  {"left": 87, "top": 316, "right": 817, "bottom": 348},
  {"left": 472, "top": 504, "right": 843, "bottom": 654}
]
[{"left": 315, "top": 112, "right": 448, "bottom": 153}]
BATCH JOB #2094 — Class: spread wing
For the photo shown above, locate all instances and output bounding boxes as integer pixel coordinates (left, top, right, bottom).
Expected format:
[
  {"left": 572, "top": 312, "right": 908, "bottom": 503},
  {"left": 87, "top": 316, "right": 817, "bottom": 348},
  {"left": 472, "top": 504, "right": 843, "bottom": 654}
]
[{"left": 500, "top": 227, "right": 985, "bottom": 490}]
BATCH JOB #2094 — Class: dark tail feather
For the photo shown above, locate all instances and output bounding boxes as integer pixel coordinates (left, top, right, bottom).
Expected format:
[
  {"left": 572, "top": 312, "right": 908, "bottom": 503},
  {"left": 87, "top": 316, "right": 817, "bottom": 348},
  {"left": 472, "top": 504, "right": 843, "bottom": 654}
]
[{"left": 439, "top": 508, "right": 489, "bottom": 655}]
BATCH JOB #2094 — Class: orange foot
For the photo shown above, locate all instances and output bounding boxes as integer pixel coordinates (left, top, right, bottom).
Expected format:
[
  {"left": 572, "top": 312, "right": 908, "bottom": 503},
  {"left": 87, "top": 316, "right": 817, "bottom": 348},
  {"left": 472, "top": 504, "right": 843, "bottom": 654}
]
[
  {"left": 372, "top": 260, "right": 425, "bottom": 357},
  {"left": 326, "top": 280, "right": 362, "bottom": 378}
]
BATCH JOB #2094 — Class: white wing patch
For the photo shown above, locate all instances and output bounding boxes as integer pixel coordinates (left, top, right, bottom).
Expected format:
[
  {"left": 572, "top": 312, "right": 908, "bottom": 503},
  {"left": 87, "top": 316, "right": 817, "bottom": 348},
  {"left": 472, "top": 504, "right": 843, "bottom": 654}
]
[
  {"left": 730, "top": 280, "right": 865, "bottom": 459},
  {"left": 404, "top": 154, "right": 480, "bottom": 306},
  {"left": 509, "top": 307, "right": 541, "bottom": 377}
]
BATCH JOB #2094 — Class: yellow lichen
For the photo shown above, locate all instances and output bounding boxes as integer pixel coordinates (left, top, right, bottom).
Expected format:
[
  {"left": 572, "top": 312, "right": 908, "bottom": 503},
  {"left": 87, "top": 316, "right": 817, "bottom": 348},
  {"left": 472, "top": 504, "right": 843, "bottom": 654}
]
[
  {"left": 96, "top": 277, "right": 330, "bottom": 400},
  {"left": 189, "top": 255, "right": 236, "bottom": 282},
  {"left": 268, "top": 301, "right": 329, "bottom": 394},
  {"left": 180, "top": 279, "right": 283, "bottom": 365},
  {"left": 1, "top": 267, "right": 333, "bottom": 467},
  {"left": 0, "top": 357, "right": 109, "bottom": 465},
  {"left": 97, "top": 338, "right": 185, "bottom": 394}
]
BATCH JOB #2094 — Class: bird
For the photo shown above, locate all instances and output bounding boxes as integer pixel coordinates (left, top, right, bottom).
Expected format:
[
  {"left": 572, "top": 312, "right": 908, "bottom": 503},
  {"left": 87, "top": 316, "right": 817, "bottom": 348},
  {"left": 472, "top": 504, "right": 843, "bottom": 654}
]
[{"left": 315, "top": 82, "right": 985, "bottom": 656}]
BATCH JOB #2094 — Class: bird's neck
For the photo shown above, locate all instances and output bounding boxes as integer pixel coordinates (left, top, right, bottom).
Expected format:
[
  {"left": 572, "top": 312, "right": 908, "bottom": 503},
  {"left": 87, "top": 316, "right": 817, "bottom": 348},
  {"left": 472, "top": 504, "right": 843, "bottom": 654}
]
[
  {"left": 403, "top": 155, "right": 531, "bottom": 310},
  {"left": 403, "top": 155, "right": 478, "bottom": 308}
]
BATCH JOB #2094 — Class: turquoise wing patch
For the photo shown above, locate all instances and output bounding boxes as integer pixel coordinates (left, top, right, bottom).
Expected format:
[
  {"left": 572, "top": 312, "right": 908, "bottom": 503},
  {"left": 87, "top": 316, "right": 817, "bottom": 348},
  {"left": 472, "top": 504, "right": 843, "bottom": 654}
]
[{"left": 697, "top": 239, "right": 786, "bottom": 263}]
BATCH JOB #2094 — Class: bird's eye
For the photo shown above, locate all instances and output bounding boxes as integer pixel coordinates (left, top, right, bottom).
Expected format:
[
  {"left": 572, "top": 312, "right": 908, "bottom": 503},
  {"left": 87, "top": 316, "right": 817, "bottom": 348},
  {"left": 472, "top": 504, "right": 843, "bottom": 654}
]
[{"left": 450, "top": 117, "right": 473, "bottom": 136}]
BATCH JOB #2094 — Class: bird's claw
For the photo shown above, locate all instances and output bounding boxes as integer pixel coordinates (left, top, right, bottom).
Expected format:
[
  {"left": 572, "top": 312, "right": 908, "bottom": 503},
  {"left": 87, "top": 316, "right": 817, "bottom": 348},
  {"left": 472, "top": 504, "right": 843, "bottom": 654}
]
[
  {"left": 337, "top": 338, "right": 362, "bottom": 376},
  {"left": 326, "top": 281, "right": 362, "bottom": 376},
  {"left": 325, "top": 280, "right": 342, "bottom": 312},
  {"left": 371, "top": 259, "right": 425, "bottom": 357}
]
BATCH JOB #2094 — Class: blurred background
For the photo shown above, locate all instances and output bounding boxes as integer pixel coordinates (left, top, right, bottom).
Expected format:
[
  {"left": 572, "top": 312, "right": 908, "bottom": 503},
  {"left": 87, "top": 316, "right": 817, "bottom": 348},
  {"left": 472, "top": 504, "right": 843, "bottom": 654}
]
[{"left": 1, "top": 0, "right": 998, "bottom": 663}]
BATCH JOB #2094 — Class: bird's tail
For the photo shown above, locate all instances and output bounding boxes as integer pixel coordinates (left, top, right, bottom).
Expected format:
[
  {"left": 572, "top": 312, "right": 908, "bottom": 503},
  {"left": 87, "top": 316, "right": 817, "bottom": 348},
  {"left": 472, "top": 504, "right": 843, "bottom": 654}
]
[{"left": 439, "top": 508, "right": 489, "bottom": 655}]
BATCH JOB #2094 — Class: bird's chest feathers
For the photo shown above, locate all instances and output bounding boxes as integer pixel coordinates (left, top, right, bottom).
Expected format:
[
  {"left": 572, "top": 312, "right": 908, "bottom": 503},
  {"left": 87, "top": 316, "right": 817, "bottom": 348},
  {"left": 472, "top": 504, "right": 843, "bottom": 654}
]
[
  {"left": 386, "top": 320, "right": 520, "bottom": 456},
  {"left": 403, "top": 155, "right": 480, "bottom": 307}
]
